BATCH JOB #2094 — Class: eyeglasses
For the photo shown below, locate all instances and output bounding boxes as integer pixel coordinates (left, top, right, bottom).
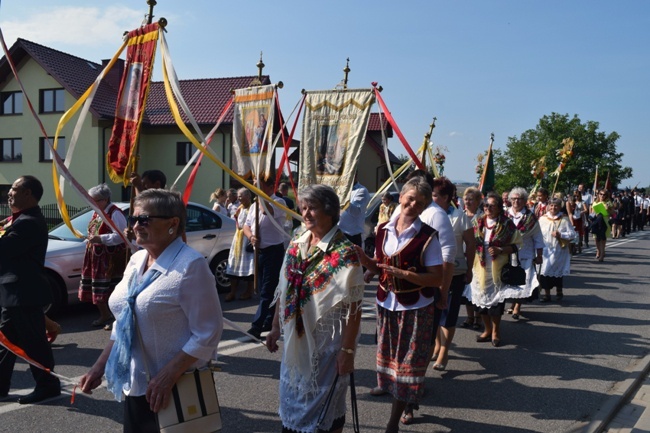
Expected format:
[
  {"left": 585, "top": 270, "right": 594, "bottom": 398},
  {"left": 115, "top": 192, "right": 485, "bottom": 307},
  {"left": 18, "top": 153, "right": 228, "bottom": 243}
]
[{"left": 127, "top": 215, "right": 173, "bottom": 226}]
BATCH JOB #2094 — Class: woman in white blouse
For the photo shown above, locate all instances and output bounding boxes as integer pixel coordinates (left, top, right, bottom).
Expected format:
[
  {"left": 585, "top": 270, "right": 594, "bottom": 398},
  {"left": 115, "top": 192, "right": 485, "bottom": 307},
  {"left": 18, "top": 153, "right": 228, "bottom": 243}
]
[{"left": 80, "top": 189, "right": 223, "bottom": 431}]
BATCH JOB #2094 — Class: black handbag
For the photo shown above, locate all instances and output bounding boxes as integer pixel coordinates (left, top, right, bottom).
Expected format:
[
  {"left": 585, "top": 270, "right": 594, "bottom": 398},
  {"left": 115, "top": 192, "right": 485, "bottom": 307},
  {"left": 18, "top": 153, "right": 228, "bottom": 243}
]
[{"left": 500, "top": 245, "right": 526, "bottom": 286}]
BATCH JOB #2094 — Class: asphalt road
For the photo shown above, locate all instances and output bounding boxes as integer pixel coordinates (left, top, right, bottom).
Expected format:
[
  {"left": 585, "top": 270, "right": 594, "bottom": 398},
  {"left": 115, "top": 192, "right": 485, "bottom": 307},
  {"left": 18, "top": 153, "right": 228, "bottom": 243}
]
[{"left": 1, "top": 231, "right": 649, "bottom": 433}]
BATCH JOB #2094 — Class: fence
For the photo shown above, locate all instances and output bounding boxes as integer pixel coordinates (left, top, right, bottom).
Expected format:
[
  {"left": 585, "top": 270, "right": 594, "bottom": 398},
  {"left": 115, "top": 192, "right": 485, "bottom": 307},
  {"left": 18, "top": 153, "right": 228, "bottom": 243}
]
[{"left": 0, "top": 203, "right": 88, "bottom": 230}]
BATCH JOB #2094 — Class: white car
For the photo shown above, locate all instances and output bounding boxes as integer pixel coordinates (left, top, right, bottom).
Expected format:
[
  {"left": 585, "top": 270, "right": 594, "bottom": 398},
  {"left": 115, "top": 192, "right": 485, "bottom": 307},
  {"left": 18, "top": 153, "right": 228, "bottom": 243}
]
[{"left": 44, "top": 202, "right": 235, "bottom": 314}]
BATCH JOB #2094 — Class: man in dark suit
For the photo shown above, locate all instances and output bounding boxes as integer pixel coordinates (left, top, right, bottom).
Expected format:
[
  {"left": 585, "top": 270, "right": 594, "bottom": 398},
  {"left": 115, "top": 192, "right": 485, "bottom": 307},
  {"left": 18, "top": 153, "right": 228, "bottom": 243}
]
[{"left": 0, "top": 175, "right": 60, "bottom": 404}]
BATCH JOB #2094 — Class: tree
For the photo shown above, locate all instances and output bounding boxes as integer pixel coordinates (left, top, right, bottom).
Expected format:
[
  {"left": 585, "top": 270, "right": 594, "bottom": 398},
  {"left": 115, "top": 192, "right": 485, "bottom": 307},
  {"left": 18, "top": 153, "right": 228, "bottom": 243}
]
[{"left": 494, "top": 113, "right": 632, "bottom": 194}]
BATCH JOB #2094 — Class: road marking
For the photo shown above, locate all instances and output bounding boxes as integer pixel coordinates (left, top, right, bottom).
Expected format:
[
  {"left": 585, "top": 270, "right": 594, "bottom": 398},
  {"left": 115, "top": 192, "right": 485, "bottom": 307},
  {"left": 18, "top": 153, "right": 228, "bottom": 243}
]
[{"left": 0, "top": 374, "right": 81, "bottom": 415}]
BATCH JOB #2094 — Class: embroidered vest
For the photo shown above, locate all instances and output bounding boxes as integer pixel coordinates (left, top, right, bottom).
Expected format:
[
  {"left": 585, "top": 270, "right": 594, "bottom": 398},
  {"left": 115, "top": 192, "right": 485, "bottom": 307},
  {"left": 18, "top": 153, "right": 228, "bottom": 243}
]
[
  {"left": 88, "top": 204, "right": 126, "bottom": 253},
  {"left": 98, "top": 204, "right": 121, "bottom": 235},
  {"left": 375, "top": 222, "right": 437, "bottom": 306}
]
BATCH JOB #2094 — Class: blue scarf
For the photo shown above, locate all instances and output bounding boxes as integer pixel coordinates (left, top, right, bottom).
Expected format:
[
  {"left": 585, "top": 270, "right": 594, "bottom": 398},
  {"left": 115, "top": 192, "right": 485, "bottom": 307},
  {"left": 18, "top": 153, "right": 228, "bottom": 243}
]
[{"left": 105, "top": 267, "right": 161, "bottom": 401}]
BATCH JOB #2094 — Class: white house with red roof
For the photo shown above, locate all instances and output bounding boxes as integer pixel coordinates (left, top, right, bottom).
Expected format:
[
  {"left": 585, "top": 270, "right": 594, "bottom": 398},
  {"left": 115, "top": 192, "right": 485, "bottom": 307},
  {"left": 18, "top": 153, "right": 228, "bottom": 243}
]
[{"left": 0, "top": 38, "right": 398, "bottom": 210}]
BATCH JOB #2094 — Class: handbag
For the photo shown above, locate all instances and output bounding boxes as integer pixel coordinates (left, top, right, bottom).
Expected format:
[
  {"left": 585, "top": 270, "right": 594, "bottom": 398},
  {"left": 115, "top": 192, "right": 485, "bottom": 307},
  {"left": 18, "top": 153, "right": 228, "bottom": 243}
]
[
  {"left": 244, "top": 237, "right": 254, "bottom": 253},
  {"left": 134, "top": 314, "right": 222, "bottom": 433},
  {"left": 500, "top": 245, "right": 526, "bottom": 286},
  {"left": 157, "top": 368, "right": 222, "bottom": 433}
]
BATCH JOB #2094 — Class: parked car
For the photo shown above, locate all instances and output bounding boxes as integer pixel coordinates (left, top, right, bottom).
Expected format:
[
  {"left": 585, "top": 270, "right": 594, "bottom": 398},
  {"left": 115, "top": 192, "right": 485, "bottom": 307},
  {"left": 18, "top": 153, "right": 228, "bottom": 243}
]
[
  {"left": 44, "top": 202, "right": 236, "bottom": 314},
  {"left": 362, "top": 191, "right": 401, "bottom": 257}
]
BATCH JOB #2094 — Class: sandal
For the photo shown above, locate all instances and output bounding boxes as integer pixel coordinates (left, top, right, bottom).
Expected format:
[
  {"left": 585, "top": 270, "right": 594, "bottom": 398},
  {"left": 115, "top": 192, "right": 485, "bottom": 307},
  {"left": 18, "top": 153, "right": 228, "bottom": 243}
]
[
  {"left": 369, "top": 386, "right": 388, "bottom": 396},
  {"left": 400, "top": 408, "right": 414, "bottom": 425},
  {"left": 506, "top": 308, "right": 514, "bottom": 314},
  {"left": 432, "top": 363, "right": 446, "bottom": 371},
  {"left": 512, "top": 313, "right": 520, "bottom": 320},
  {"left": 461, "top": 317, "right": 474, "bottom": 328}
]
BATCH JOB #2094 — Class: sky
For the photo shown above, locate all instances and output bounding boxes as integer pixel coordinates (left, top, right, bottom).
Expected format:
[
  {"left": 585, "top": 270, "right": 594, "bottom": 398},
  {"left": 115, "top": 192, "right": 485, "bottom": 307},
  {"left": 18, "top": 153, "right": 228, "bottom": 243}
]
[{"left": 1, "top": 0, "right": 649, "bottom": 188}]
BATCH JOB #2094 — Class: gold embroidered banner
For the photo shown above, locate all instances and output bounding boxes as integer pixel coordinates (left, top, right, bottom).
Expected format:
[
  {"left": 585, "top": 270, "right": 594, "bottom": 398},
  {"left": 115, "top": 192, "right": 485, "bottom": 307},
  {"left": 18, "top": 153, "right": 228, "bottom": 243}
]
[
  {"left": 299, "top": 89, "right": 374, "bottom": 204},
  {"left": 232, "top": 84, "right": 277, "bottom": 178}
]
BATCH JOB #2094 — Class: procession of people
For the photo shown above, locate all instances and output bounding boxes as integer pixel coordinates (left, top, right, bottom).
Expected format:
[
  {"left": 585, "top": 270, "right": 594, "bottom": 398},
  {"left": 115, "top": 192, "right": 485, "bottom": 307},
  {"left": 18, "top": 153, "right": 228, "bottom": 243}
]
[{"left": 1, "top": 165, "right": 643, "bottom": 433}]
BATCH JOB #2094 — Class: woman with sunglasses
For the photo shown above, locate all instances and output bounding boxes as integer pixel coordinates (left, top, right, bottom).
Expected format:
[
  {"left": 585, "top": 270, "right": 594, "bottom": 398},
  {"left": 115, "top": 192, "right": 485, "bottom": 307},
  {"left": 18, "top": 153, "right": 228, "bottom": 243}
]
[
  {"left": 465, "top": 192, "right": 522, "bottom": 347},
  {"left": 80, "top": 189, "right": 223, "bottom": 431},
  {"left": 590, "top": 189, "right": 615, "bottom": 261},
  {"left": 78, "top": 184, "right": 128, "bottom": 330}
]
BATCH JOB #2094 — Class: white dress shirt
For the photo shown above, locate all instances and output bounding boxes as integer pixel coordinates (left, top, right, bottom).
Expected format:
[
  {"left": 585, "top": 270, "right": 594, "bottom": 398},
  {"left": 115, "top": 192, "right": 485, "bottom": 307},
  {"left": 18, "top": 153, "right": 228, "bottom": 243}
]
[
  {"left": 338, "top": 183, "right": 370, "bottom": 236},
  {"left": 376, "top": 217, "right": 443, "bottom": 311},
  {"left": 391, "top": 200, "right": 457, "bottom": 264},
  {"left": 244, "top": 194, "right": 287, "bottom": 248},
  {"left": 109, "top": 237, "right": 223, "bottom": 397}
]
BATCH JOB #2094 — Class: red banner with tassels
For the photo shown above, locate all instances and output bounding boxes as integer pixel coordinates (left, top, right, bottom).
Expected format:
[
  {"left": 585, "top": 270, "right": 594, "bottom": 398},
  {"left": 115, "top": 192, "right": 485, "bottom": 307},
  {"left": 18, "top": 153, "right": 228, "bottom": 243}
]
[{"left": 107, "top": 23, "right": 159, "bottom": 185}]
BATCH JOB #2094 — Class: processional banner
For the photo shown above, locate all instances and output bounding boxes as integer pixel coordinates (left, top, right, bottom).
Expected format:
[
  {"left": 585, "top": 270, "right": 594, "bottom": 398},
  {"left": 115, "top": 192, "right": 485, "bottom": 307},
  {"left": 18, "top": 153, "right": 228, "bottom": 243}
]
[
  {"left": 106, "top": 23, "right": 159, "bottom": 184},
  {"left": 232, "top": 84, "right": 277, "bottom": 178},
  {"left": 299, "top": 89, "right": 375, "bottom": 205}
]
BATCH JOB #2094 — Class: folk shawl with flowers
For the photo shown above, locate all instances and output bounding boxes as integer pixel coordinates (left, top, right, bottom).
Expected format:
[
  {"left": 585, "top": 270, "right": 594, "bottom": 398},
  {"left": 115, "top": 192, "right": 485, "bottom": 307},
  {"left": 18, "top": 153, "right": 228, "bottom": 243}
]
[
  {"left": 473, "top": 213, "right": 522, "bottom": 291},
  {"left": 274, "top": 226, "right": 364, "bottom": 393},
  {"left": 507, "top": 206, "right": 538, "bottom": 236}
]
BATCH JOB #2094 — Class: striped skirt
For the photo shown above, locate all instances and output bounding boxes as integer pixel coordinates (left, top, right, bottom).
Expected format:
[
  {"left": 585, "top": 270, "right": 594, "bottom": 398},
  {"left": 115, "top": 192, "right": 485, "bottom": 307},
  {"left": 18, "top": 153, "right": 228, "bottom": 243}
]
[
  {"left": 79, "top": 244, "right": 127, "bottom": 304},
  {"left": 376, "top": 302, "right": 436, "bottom": 404}
]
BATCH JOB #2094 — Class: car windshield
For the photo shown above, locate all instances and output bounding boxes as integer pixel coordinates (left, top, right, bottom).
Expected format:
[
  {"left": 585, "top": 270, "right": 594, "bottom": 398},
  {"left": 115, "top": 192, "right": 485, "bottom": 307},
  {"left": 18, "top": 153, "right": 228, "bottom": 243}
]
[{"left": 48, "top": 208, "right": 94, "bottom": 241}]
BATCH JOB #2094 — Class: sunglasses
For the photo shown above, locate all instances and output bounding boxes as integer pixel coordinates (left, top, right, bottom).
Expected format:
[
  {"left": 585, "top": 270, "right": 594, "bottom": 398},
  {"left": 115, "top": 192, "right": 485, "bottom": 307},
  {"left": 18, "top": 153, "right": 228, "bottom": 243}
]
[{"left": 127, "top": 215, "right": 173, "bottom": 226}]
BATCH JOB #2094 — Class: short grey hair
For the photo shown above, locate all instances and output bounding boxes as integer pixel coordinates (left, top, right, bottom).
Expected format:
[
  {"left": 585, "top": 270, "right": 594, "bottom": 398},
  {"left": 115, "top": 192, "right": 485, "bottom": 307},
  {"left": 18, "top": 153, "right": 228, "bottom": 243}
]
[
  {"left": 88, "top": 184, "right": 111, "bottom": 202},
  {"left": 509, "top": 187, "right": 529, "bottom": 202},
  {"left": 401, "top": 177, "right": 433, "bottom": 208},
  {"left": 549, "top": 197, "right": 564, "bottom": 207},
  {"left": 298, "top": 184, "right": 340, "bottom": 225},
  {"left": 134, "top": 189, "right": 186, "bottom": 235},
  {"left": 237, "top": 187, "right": 251, "bottom": 200}
]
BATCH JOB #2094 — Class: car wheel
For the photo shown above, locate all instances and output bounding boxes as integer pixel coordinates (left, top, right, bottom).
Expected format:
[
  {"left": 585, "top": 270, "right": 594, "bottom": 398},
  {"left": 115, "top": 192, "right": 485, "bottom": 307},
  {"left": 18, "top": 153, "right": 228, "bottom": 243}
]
[
  {"left": 210, "top": 251, "right": 231, "bottom": 293},
  {"left": 44, "top": 272, "right": 65, "bottom": 317}
]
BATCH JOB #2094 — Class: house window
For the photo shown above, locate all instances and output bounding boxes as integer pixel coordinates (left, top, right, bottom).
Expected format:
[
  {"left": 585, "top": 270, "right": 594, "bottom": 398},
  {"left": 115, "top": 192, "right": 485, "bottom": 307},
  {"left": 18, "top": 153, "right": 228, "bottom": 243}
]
[
  {"left": 176, "top": 142, "right": 198, "bottom": 165},
  {"left": 0, "top": 138, "right": 22, "bottom": 162},
  {"left": 1, "top": 91, "right": 23, "bottom": 115},
  {"left": 40, "top": 88, "right": 64, "bottom": 113},
  {"left": 40, "top": 137, "right": 66, "bottom": 162}
]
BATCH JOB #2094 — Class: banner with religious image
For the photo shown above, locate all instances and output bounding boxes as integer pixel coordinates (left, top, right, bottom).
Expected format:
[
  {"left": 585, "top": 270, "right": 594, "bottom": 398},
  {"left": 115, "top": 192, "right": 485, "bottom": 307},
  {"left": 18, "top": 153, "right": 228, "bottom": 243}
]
[
  {"left": 232, "top": 84, "right": 277, "bottom": 178},
  {"left": 106, "top": 23, "right": 159, "bottom": 184},
  {"left": 299, "top": 89, "right": 375, "bottom": 204}
]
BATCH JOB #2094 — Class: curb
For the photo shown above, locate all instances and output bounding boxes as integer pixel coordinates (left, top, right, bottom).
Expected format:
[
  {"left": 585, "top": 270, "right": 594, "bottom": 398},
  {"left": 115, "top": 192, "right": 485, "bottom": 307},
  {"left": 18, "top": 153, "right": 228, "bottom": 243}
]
[{"left": 580, "top": 353, "right": 650, "bottom": 433}]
